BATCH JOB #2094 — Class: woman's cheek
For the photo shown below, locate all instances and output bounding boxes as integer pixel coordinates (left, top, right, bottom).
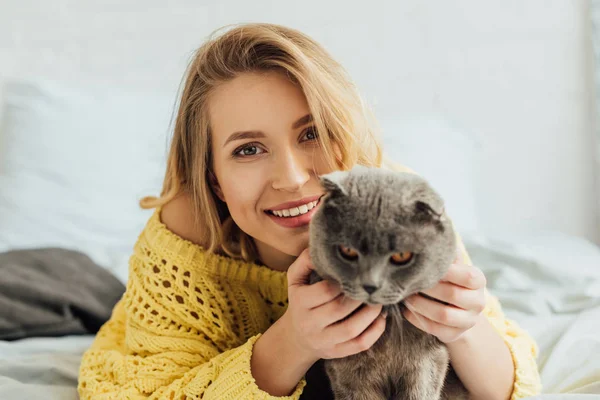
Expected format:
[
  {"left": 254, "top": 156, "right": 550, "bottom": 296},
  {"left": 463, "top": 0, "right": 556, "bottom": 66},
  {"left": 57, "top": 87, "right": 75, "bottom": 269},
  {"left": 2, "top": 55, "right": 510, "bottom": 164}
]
[{"left": 222, "top": 163, "right": 268, "bottom": 222}]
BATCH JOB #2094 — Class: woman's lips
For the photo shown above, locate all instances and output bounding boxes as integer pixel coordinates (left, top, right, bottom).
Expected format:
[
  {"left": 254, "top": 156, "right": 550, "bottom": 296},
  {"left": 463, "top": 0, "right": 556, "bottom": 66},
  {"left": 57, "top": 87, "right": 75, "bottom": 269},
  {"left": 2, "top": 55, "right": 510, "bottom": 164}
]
[
  {"left": 267, "top": 194, "right": 323, "bottom": 211},
  {"left": 264, "top": 196, "right": 323, "bottom": 228}
]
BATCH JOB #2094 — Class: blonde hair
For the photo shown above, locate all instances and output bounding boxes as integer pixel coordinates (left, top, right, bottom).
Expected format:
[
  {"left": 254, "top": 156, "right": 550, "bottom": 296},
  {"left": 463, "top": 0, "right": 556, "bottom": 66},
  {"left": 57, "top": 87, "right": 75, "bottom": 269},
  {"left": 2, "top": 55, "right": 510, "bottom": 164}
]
[{"left": 141, "top": 23, "right": 388, "bottom": 261}]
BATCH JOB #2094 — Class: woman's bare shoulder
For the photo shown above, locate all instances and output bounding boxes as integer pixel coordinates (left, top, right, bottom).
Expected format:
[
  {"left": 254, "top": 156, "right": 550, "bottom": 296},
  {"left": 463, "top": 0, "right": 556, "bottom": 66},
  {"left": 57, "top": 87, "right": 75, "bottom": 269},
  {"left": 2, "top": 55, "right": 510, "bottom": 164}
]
[{"left": 160, "top": 193, "right": 208, "bottom": 247}]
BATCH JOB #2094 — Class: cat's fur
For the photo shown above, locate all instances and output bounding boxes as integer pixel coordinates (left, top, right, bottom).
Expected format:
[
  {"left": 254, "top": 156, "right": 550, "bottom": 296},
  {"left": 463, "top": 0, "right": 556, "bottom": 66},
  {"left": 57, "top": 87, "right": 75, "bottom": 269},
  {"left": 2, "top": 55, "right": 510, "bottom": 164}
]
[{"left": 308, "top": 165, "right": 468, "bottom": 400}]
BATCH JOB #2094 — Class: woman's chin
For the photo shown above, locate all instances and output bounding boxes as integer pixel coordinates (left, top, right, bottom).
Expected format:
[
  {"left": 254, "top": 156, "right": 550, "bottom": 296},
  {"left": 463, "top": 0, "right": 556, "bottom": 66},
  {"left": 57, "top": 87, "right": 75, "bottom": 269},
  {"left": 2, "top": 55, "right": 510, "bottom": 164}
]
[
  {"left": 286, "top": 239, "right": 310, "bottom": 257},
  {"left": 276, "top": 235, "right": 309, "bottom": 257}
]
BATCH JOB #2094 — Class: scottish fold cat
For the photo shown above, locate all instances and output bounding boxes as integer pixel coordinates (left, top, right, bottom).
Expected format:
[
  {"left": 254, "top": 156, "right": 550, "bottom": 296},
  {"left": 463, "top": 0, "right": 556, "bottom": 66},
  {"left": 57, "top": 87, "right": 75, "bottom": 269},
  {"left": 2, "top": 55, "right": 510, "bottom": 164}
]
[{"left": 308, "top": 165, "right": 468, "bottom": 400}]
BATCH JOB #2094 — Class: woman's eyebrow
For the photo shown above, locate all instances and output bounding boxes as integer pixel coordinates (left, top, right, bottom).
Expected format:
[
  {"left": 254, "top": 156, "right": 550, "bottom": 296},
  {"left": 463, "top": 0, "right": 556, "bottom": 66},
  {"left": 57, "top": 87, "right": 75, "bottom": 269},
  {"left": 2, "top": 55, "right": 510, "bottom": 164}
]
[
  {"left": 224, "top": 114, "right": 313, "bottom": 147},
  {"left": 224, "top": 131, "right": 265, "bottom": 147},
  {"left": 292, "top": 114, "right": 312, "bottom": 128}
]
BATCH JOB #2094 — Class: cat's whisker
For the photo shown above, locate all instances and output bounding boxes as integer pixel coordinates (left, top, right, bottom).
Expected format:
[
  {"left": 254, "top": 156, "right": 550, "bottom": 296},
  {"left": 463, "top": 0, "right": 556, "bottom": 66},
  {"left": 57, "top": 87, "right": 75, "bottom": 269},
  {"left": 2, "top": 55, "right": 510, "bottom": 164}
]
[
  {"left": 388, "top": 303, "right": 404, "bottom": 348},
  {"left": 404, "top": 300, "right": 429, "bottom": 332},
  {"left": 399, "top": 312, "right": 404, "bottom": 349},
  {"left": 378, "top": 294, "right": 404, "bottom": 305}
]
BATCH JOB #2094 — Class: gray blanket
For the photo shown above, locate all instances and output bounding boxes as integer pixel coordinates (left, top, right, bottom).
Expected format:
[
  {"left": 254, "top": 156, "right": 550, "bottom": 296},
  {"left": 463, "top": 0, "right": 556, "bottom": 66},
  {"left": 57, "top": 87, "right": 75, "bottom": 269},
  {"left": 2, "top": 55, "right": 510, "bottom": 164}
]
[{"left": 0, "top": 248, "right": 126, "bottom": 341}]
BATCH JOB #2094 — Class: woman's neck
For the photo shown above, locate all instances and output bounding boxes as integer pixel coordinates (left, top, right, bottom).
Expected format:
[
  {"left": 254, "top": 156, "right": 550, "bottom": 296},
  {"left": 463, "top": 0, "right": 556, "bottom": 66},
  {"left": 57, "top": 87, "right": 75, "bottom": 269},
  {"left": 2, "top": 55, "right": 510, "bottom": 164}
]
[{"left": 254, "top": 240, "right": 297, "bottom": 272}]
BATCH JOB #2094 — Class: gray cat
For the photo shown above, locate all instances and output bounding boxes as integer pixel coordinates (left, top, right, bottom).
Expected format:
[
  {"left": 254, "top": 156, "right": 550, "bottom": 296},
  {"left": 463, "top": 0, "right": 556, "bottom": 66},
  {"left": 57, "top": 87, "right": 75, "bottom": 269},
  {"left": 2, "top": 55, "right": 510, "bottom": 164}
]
[{"left": 308, "top": 165, "right": 469, "bottom": 400}]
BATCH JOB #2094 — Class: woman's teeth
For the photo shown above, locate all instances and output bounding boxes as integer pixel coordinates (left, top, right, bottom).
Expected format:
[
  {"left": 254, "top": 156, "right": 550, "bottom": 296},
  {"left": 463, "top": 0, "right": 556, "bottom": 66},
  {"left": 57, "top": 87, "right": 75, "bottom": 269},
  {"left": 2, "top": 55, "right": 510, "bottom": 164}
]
[{"left": 271, "top": 200, "right": 319, "bottom": 217}]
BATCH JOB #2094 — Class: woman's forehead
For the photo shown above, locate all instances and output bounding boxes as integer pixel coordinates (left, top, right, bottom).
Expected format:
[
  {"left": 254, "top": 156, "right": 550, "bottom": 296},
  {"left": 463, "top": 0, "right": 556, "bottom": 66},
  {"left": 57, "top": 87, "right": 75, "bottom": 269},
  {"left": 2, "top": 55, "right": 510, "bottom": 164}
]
[{"left": 208, "top": 71, "right": 310, "bottom": 145}]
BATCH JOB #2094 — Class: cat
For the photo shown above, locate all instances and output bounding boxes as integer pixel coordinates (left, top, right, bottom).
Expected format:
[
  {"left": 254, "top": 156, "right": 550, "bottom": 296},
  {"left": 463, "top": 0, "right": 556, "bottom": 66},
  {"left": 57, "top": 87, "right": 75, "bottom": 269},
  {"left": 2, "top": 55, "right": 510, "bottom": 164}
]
[{"left": 307, "top": 165, "right": 469, "bottom": 400}]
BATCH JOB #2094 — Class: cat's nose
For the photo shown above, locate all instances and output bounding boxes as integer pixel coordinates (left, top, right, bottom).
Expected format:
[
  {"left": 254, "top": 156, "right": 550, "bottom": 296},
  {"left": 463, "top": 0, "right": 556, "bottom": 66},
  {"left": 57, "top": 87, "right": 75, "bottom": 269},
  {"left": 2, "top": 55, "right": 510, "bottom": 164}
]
[{"left": 362, "top": 285, "right": 379, "bottom": 295}]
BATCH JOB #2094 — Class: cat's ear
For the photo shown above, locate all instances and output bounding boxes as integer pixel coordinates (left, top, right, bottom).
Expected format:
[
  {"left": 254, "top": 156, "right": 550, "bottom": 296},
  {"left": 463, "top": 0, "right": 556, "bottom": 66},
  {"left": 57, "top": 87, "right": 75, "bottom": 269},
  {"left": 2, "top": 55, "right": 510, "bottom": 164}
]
[
  {"left": 415, "top": 200, "right": 447, "bottom": 223},
  {"left": 411, "top": 185, "right": 448, "bottom": 224},
  {"left": 319, "top": 170, "right": 348, "bottom": 197}
]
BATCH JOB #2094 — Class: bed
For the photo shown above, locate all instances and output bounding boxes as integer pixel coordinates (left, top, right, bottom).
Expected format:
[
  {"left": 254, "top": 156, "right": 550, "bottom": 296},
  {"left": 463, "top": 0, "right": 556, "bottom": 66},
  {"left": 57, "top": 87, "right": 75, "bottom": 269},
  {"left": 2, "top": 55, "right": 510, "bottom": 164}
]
[
  {"left": 0, "top": 335, "right": 94, "bottom": 399},
  {"left": 0, "top": 77, "right": 598, "bottom": 399},
  {"left": 0, "top": 231, "right": 599, "bottom": 399}
]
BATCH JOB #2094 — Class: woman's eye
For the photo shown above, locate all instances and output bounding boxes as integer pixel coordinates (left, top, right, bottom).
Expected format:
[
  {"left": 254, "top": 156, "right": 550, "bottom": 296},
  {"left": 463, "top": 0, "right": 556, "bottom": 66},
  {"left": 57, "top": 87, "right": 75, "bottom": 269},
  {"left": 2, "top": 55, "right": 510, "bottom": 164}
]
[
  {"left": 338, "top": 245, "right": 359, "bottom": 261},
  {"left": 390, "top": 251, "right": 414, "bottom": 266},
  {"left": 234, "top": 144, "right": 264, "bottom": 157},
  {"left": 301, "top": 126, "right": 319, "bottom": 142}
]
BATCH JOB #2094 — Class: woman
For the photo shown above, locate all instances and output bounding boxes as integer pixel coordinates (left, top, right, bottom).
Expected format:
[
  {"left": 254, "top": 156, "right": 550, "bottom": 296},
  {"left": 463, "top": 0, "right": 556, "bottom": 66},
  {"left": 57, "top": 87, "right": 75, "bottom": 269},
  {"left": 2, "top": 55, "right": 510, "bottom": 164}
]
[{"left": 78, "top": 23, "right": 541, "bottom": 399}]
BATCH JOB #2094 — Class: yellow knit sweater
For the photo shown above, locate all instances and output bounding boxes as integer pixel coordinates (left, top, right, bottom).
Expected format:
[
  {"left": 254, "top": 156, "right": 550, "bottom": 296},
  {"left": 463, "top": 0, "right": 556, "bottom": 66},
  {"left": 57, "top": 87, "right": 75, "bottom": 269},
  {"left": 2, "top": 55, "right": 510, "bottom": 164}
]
[{"left": 78, "top": 207, "right": 542, "bottom": 399}]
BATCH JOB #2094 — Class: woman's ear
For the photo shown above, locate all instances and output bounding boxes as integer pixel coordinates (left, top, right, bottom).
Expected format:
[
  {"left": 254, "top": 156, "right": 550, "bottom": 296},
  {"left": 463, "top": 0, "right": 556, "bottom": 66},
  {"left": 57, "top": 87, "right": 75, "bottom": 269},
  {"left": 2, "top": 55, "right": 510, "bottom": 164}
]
[{"left": 209, "top": 171, "right": 226, "bottom": 202}]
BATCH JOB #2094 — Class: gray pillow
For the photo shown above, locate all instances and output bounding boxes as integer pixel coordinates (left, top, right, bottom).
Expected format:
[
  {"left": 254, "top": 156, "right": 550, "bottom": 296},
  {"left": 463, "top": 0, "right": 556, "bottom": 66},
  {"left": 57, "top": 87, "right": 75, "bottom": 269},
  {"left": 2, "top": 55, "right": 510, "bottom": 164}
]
[{"left": 0, "top": 247, "right": 126, "bottom": 340}]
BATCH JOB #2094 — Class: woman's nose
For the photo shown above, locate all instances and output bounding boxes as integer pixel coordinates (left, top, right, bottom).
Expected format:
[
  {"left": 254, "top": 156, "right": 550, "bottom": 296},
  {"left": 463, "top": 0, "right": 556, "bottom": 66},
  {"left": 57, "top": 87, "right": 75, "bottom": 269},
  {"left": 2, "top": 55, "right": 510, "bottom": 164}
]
[{"left": 271, "top": 149, "right": 310, "bottom": 192}]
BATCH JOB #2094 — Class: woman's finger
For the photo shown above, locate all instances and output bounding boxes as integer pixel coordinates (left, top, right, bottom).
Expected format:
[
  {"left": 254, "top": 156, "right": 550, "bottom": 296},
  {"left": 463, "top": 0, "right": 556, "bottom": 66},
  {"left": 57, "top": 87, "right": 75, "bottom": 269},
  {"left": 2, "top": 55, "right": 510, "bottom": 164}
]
[
  {"left": 314, "top": 295, "right": 368, "bottom": 329},
  {"left": 420, "top": 282, "right": 485, "bottom": 313},
  {"left": 328, "top": 311, "right": 387, "bottom": 359},
  {"left": 287, "top": 249, "right": 314, "bottom": 289},
  {"left": 403, "top": 308, "right": 465, "bottom": 343},
  {"left": 405, "top": 294, "right": 476, "bottom": 329},
  {"left": 299, "top": 279, "right": 343, "bottom": 309},
  {"left": 441, "top": 263, "right": 487, "bottom": 290},
  {"left": 323, "top": 303, "right": 383, "bottom": 344},
  {"left": 331, "top": 306, "right": 386, "bottom": 358}
]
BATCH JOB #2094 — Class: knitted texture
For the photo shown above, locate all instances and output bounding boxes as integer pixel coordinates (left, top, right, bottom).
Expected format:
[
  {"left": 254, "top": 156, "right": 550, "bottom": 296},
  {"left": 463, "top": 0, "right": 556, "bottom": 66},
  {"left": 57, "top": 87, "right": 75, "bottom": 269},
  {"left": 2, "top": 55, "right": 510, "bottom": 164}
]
[{"left": 78, "top": 208, "right": 541, "bottom": 399}]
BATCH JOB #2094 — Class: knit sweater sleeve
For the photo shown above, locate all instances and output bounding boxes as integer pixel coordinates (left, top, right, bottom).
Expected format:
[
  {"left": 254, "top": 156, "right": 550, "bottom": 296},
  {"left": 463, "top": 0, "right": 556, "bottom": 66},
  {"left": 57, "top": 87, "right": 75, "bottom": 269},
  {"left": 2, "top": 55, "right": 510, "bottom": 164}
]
[
  {"left": 456, "top": 233, "right": 542, "bottom": 399},
  {"left": 77, "top": 245, "right": 306, "bottom": 399}
]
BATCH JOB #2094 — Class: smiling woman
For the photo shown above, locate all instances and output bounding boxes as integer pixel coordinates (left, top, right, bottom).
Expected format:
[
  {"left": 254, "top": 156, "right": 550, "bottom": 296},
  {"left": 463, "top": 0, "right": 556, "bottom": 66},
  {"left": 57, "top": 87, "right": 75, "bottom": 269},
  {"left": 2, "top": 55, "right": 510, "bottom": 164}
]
[
  {"left": 77, "top": 22, "right": 541, "bottom": 400},
  {"left": 208, "top": 72, "right": 334, "bottom": 269},
  {"left": 77, "top": 23, "right": 390, "bottom": 400}
]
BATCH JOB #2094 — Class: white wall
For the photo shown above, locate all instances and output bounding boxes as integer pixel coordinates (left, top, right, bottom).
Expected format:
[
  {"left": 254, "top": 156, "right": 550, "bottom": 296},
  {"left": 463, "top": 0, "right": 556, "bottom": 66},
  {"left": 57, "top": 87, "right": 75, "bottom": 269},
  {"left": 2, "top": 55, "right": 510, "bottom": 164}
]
[{"left": 0, "top": 0, "right": 597, "bottom": 242}]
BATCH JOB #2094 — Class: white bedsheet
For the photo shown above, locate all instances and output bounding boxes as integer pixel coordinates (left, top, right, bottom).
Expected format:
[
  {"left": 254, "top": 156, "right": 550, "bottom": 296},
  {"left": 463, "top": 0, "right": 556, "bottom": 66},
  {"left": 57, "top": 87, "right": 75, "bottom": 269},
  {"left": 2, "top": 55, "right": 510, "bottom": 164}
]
[
  {"left": 0, "top": 230, "right": 598, "bottom": 399},
  {"left": 464, "top": 230, "right": 600, "bottom": 399},
  {"left": 0, "top": 335, "right": 94, "bottom": 399}
]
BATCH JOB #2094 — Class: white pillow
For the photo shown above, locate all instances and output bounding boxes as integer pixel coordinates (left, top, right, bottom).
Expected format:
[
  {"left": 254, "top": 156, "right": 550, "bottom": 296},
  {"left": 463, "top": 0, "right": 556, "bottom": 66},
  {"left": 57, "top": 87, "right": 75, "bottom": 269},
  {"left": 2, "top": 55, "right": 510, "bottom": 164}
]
[
  {"left": 0, "top": 78, "right": 174, "bottom": 281},
  {"left": 379, "top": 115, "right": 482, "bottom": 235}
]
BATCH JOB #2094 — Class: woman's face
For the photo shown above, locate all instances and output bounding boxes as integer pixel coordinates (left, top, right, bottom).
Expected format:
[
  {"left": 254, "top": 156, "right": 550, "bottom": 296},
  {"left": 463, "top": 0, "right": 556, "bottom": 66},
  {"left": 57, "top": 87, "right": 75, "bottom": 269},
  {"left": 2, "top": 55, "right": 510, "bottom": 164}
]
[{"left": 209, "top": 71, "right": 334, "bottom": 270}]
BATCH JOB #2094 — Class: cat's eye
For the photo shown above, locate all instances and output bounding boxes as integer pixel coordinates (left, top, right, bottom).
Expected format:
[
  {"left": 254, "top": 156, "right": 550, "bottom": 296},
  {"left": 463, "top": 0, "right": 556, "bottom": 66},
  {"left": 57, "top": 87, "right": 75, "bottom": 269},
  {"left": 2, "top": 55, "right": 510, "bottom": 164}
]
[
  {"left": 338, "top": 245, "right": 359, "bottom": 261},
  {"left": 390, "top": 251, "right": 413, "bottom": 266}
]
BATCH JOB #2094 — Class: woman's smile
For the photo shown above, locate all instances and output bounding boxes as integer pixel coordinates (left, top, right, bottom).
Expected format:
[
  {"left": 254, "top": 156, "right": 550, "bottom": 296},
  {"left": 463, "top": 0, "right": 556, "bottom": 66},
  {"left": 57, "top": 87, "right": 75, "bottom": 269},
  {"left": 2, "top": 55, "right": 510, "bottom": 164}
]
[{"left": 264, "top": 194, "right": 324, "bottom": 228}]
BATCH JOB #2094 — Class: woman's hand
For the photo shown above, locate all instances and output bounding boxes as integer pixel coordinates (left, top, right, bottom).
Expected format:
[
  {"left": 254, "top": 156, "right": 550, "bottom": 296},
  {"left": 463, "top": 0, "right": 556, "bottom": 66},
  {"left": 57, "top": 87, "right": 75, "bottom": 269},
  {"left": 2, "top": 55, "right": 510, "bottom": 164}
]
[
  {"left": 281, "top": 249, "right": 387, "bottom": 363},
  {"left": 403, "top": 251, "right": 487, "bottom": 344}
]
